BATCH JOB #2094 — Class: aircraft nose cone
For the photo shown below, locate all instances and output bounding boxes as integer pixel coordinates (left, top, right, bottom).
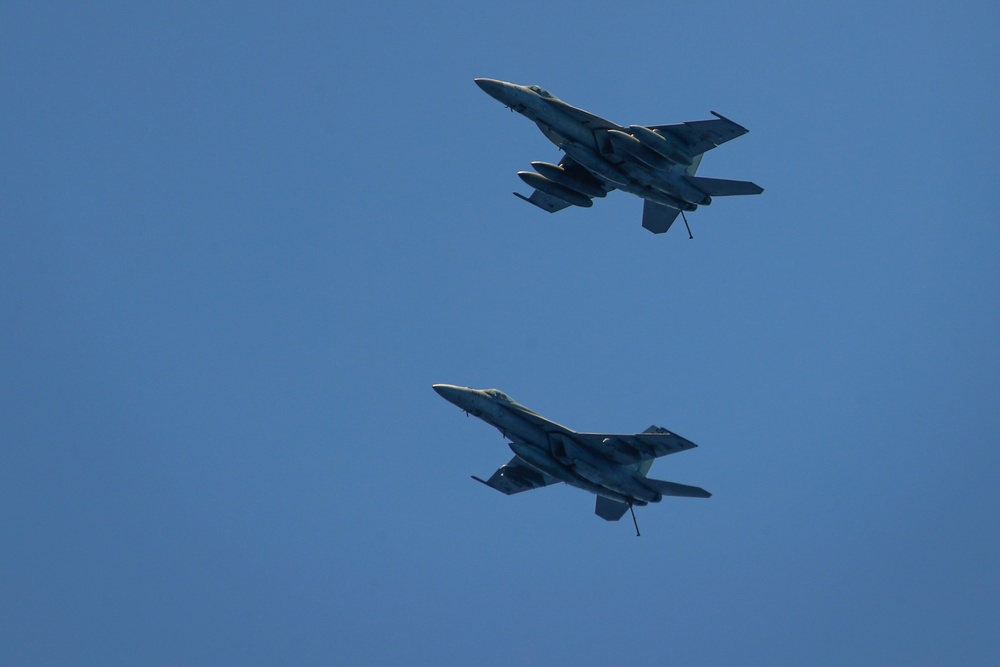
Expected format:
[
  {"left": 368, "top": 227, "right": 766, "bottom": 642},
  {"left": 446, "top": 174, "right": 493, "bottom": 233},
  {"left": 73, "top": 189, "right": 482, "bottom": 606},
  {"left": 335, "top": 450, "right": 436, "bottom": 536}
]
[
  {"left": 433, "top": 383, "right": 465, "bottom": 405},
  {"left": 474, "top": 77, "right": 505, "bottom": 101}
]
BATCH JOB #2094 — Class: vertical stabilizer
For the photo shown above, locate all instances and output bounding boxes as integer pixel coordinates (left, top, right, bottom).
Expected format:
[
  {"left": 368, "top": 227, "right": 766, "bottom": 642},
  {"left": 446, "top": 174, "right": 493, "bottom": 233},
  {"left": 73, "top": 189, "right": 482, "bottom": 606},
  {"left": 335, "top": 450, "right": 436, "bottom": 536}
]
[
  {"left": 595, "top": 496, "right": 630, "bottom": 521},
  {"left": 641, "top": 200, "right": 681, "bottom": 234},
  {"left": 686, "top": 152, "right": 703, "bottom": 176}
]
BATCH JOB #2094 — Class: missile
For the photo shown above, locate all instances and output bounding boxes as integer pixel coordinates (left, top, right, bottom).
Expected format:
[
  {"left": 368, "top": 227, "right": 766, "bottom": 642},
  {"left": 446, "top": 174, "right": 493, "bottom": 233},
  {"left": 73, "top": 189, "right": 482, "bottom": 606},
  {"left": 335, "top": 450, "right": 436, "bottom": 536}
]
[
  {"left": 517, "top": 171, "right": 593, "bottom": 207},
  {"left": 530, "top": 161, "right": 607, "bottom": 198},
  {"left": 606, "top": 129, "right": 668, "bottom": 169},
  {"left": 628, "top": 125, "right": 693, "bottom": 167}
]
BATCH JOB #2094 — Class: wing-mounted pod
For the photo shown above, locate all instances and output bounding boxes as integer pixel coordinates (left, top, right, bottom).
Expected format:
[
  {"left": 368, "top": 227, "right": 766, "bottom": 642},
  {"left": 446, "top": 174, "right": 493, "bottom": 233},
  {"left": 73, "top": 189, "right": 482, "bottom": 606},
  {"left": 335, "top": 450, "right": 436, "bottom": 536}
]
[
  {"left": 606, "top": 129, "right": 670, "bottom": 169},
  {"left": 629, "top": 125, "right": 693, "bottom": 167},
  {"left": 530, "top": 161, "right": 607, "bottom": 199},
  {"left": 601, "top": 435, "right": 657, "bottom": 462},
  {"left": 517, "top": 171, "right": 593, "bottom": 208}
]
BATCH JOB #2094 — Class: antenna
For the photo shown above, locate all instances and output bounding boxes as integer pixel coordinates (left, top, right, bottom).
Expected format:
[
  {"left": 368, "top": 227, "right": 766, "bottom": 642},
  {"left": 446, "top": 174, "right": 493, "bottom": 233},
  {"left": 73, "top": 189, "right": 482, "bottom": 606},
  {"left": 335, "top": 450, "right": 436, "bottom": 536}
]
[{"left": 629, "top": 503, "right": 641, "bottom": 537}]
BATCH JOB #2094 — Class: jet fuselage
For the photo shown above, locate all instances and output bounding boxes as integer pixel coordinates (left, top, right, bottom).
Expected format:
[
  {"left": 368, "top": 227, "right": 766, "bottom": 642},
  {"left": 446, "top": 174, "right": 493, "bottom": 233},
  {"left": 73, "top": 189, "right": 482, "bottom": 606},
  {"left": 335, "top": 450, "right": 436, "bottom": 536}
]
[
  {"left": 434, "top": 384, "right": 669, "bottom": 506},
  {"left": 475, "top": 78, "right": 709, "bottom": 212}
]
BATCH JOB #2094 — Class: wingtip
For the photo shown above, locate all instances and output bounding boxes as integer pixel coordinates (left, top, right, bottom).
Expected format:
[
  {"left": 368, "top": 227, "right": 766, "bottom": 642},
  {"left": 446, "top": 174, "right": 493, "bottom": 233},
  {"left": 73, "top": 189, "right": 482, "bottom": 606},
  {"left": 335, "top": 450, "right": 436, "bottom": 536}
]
[{"left": 710, "top": 110, "right": 749, "bottom": 134}]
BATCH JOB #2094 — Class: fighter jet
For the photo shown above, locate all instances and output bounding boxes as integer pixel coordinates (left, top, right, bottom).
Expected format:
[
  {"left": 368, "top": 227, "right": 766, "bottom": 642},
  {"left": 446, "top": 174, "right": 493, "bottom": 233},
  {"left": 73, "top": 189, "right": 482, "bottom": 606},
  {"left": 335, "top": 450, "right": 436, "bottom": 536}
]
[
  {"left": 475, "top": 78, "right": 763, "bottom": 236},
  {"left": 433, "top": 384, "right": 709, "bottom": 535}
]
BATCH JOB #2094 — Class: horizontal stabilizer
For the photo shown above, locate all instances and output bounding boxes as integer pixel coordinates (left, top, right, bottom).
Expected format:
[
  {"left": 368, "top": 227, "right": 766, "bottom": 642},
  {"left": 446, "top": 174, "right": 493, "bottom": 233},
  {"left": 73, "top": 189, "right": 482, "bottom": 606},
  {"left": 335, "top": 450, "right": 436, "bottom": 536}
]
[
  {"left": 685, "top": 176, "right": 763, "bottom": 197},
  {"left": 643, "top": 477, "right": 712, "bottom": 498},
  {"left": 595, "top": 496, "right": 630, "bottom": 521}
]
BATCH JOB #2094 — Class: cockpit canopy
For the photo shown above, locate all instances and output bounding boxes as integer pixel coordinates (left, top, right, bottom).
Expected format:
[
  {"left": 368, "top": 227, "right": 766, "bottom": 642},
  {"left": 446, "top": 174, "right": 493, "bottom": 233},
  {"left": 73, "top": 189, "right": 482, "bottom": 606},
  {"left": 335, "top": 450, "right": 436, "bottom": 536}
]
[
  {"left": 528, "top": 85, "right": 553, "bottom": 99},
  {"left": 484, "top": 389, "right": 515, "bottom": 403}
]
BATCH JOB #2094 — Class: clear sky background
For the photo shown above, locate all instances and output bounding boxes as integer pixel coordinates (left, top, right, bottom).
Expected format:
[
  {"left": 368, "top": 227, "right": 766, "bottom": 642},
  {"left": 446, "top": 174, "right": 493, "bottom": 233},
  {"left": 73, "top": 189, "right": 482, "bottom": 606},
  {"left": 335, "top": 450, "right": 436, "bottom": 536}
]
[{"left": 3, "top": 2, "right": 998, "bottom": 665}]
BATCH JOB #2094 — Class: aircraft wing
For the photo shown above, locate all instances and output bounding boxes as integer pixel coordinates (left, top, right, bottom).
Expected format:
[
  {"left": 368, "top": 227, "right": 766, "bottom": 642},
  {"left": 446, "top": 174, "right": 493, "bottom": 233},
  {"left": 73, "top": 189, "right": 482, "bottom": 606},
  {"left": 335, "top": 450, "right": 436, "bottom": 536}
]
[
  {"left": 648, "top": 111, "right": 750, "bottom": 158},
  {"left": 573, "top": 425, "right": 698, "bottom": 465},
  {"left": 514, "top": 190, "right": 573, "bottom": 213},
  {"left": 472, "top": 456, "right": 561, "bottom": 495}
]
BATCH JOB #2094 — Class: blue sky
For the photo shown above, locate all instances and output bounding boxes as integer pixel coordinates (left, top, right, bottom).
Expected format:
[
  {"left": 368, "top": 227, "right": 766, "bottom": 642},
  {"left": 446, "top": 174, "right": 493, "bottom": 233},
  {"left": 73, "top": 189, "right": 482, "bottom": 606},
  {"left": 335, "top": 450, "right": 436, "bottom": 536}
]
[{"left": 2, "top": 2, "right": 998, "bottom": 665}]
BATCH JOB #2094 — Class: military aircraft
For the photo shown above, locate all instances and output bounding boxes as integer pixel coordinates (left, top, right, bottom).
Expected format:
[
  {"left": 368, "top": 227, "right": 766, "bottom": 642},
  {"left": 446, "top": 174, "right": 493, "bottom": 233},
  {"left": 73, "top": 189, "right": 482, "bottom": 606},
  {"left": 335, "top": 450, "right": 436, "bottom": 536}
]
[
  {"left": 433, "top": 384, "right": 709, "bottom": 535},
  {"left": 475, "top": 78, "right": 763, "bottom": 236}
]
